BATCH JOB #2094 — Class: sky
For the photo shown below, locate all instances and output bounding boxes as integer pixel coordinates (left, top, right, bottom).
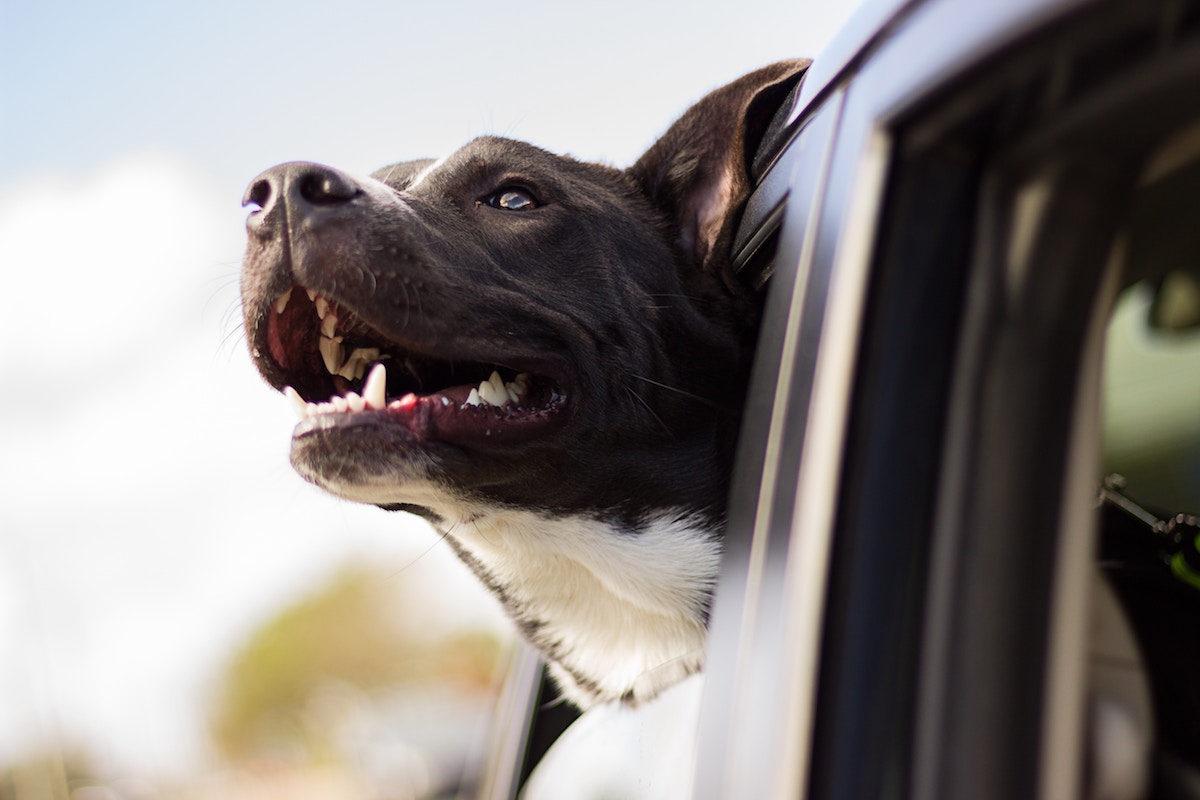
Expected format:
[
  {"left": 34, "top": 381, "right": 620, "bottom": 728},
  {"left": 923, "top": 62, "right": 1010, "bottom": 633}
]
[{"left": 0, "top": 0, "right": 863, "bottom": 780}]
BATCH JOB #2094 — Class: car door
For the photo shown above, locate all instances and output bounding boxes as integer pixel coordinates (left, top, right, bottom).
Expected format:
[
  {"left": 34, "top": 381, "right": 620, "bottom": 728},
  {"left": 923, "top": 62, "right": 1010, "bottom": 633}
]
[
  {"left": 699, "top": 0, "right": 1200, "bottom": 798},
  {"left": 477, "top": 0, "right": 1200, "bottom": 797}
]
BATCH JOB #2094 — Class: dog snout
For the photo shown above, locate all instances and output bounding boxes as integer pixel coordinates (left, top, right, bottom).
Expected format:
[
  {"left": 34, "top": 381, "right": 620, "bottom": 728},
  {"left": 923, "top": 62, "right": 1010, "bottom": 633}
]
[{"left": 242, "top": 162, "right": 360, "bottom": 237}]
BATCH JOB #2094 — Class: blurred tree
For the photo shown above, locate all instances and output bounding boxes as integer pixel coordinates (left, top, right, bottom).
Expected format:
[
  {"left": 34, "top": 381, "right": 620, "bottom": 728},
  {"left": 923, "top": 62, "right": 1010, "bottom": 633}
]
[
  {"left": 0, "top": 748, "right": 93, "bottom": 800},
  {"left": 209, "top": 563, "right": 503, "bottom": 763}
]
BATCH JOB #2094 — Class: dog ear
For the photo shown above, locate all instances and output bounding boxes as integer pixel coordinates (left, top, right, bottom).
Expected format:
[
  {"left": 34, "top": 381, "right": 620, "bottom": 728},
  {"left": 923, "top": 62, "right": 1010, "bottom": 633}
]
[{"left": 628, "top": 60, "right": 811, "bottom": 282}]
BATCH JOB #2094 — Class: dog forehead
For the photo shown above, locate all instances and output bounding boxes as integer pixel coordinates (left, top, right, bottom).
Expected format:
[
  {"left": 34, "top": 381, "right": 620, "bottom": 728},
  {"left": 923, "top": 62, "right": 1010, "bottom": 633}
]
[
  {"left": 450, "top": 135, "right": 562, "bottom": 171},
  {"left": 403, "top": 135, "right": 616, "bottom": 193}
]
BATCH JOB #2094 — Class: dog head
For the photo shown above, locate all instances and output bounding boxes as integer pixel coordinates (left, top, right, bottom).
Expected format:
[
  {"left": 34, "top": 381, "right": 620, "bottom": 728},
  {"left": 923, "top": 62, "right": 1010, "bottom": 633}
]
[
  {"left": 241, "top": 60, "right": 808, "bottom": 527},
  {"left": 240, "top": 61, "right": 810, "bottom": 705}
]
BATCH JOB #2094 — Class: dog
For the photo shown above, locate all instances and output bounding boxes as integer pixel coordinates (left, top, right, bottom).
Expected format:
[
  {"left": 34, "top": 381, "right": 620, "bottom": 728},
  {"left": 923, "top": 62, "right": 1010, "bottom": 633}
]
[{"left": 240, "top": 60, "right": 810, "bottom": 708}]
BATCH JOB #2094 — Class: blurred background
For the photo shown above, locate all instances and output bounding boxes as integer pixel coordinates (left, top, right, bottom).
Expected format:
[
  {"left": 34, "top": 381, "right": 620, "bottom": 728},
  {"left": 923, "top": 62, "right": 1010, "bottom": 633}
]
[{"left": 0, "top": 1, "right": 861, "bottom": 797}]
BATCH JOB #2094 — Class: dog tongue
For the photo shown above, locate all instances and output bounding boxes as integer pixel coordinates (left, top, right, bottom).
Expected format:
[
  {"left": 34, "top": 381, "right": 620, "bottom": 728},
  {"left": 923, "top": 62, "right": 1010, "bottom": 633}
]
[{"left": 387, "top": 385, "right": 568, "bottom": 447}]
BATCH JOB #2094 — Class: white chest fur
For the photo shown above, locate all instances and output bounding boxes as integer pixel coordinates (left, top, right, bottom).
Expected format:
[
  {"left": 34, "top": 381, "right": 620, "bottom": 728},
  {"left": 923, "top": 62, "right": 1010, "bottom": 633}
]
[{"left": 440, "top": 508, "right": 722, "bottom": 706}]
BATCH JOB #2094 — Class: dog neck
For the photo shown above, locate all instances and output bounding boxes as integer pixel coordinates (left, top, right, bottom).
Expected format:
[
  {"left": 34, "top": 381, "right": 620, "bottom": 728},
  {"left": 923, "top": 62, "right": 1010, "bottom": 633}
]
[{"left": 436, "top": 506, "right": 722, "bottom": 707}]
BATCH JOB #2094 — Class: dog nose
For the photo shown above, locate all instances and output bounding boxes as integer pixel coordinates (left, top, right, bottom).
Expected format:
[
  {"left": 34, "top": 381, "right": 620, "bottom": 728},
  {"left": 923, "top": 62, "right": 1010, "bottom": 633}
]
[{"left": 242, "top": 162, "right": 360, "bottom": 236}]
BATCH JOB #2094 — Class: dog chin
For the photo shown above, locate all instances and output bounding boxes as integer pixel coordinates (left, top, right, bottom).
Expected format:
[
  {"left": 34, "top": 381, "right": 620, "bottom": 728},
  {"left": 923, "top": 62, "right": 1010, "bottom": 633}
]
[{"left": 288, "top": 425, "right": 448, "bottom": 508}]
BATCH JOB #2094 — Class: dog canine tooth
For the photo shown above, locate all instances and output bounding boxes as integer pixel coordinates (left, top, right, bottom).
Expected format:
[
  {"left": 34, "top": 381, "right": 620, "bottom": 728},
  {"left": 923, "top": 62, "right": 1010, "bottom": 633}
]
[
  {"left": 362, "top": 363, "right": 387, "bottom": 409},
  {"left": 319, "top": 335, "right": 345, "bottom": 375},
  {"left": 273, "top": 288, "right": 293, "bottom": 315},
  {"left": 284, "top": 386, "right": 308, "bottom": 419},
  {"left": 315, "top": 295, "right": 330, "bottom": 320},
  {"left": 305, "top": 288, "right": 318, "bottom": 302}
]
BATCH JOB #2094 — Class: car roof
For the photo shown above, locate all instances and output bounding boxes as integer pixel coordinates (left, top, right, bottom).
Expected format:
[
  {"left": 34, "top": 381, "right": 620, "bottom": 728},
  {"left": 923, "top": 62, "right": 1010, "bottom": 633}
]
[{"left": 794, "top": 0, "right": 1099, "bottom": 119}]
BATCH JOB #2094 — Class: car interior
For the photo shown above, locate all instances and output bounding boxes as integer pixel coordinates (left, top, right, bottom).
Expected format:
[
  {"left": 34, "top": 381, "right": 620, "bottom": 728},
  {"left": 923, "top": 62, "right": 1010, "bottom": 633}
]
[{"left": 1096, "top": 119, "right": 1200, "bottom": 797}]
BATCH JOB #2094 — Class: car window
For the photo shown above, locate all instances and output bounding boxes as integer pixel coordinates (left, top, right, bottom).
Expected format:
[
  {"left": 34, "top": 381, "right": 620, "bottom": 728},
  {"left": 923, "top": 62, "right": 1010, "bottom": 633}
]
[
  {"left": 1103, "top": 134, "right": 1200, "bottom": 515},
  {"left": 1093, "top": 124, "right": 1200, "bottom": 796}
]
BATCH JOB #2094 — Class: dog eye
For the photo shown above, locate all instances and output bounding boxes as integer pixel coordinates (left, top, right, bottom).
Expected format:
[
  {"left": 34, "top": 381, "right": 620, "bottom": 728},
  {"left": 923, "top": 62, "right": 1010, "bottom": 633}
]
[{"left": 483, "top": 188, "right": 539, "bottom": 211}]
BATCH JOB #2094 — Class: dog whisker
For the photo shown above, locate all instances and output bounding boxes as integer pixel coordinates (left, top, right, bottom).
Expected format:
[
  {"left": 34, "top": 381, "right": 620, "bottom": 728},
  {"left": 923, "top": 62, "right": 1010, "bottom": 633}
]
[
  {"left": 216, "top": 321, "right": 248, "bottom": 364},
  {"left": 386, "top": 525, "right": 455, "bottom": 579},
  {"left": 398, "top": 280, "right": 413, "bottom": 328},
  {"left": 647, "top": 293, "right": 705, "bottom": 302},
  {"left": 631, "top": 374, "right": 723, "bottom": 410},
  {"left": 633, "top": 647, "right": 705, "bottom": 690},
  {"left": 624, "top": 386, "right": 673, "bottom": 435},
  {"left": 467, "top": 516, "right": 502, "bottom": 547},
  {"left": 411, "top": 282, "right": 424, "bottom": 327},
  {"left": 431, "top": 265, "right": 503, "bottom": 278},
  {"left": 218, "top": 303, "right": 243, "bottom": 337}
]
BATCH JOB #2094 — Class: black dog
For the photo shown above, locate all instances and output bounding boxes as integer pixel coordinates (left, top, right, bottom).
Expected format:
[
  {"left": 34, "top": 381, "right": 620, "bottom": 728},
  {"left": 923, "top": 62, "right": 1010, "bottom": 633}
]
[{"left": 240, "top": 60, "right": 810, "bottom": 707}]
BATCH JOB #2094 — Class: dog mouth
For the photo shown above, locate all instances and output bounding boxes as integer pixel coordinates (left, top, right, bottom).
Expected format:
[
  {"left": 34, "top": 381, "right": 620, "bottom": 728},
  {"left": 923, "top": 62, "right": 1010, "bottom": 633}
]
[{"left": 259, "top": 285, "right": 569, "bottom": 447}]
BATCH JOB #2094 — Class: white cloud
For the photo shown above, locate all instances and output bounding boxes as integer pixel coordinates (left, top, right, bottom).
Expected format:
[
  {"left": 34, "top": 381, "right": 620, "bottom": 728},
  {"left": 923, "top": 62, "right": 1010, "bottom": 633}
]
[{"left": 0, "top": 153, "right": 505, "bottom": 775}]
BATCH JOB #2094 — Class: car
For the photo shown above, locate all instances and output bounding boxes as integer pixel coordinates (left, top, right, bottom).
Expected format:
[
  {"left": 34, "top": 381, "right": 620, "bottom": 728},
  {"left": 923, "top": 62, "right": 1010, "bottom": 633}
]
[{"left": 472, "top": 0, "right": 1200, "bottom": 796}]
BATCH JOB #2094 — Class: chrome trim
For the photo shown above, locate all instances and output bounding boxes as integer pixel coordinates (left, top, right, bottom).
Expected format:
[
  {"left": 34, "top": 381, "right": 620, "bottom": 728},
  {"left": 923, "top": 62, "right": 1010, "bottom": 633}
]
[
  {"left": 477, "top": 643, "right": 544, "bottom": 800},
  {"left": 770, "top": 126, "right": 892, "bottom": 799},
  {"left": 1036, "top": 237, "right": 1122, "bottom": 800}
]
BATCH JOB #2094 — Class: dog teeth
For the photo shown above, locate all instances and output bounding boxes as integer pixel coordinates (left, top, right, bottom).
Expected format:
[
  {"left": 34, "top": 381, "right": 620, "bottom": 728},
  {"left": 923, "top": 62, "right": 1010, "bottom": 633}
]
[
  {"left": 477, "top": 371, "right": 508, "bottom": 406},
  {"left": 284, "top": 386, "right": 307, "bottom": 418},
  {"left": 468, "top": 371, "right": 531, "bottom": 408},
  {"left": 285, "top": 363, "right": 533, "bottom": 421},
  {"left": 280, "top": 288, "right": 536, "bottom": 419},
  {"left": 337, "top": 347, "right": 381, "bottom": 381},
  {"left": 319, "top": 335, "right": 345, "bottom": 375},
  {"left": 362, "top": 363, "right": 387, "bottom": 409}
]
